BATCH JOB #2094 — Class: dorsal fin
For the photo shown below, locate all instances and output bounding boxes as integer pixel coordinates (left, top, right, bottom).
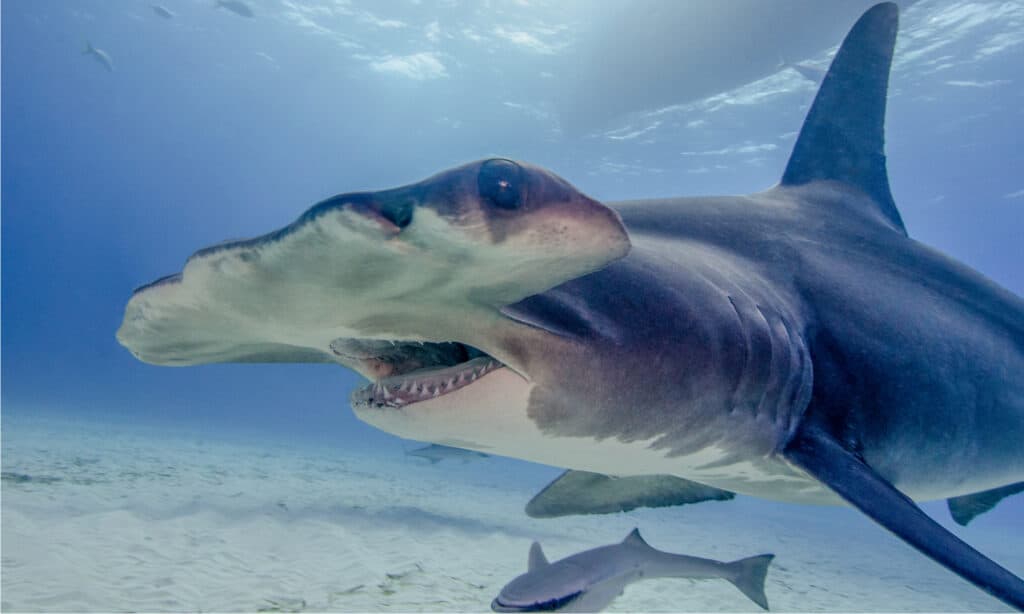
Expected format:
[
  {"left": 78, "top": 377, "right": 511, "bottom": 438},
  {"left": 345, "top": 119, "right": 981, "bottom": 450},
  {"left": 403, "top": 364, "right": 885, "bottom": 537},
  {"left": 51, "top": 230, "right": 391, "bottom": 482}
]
[
  {"left": 528, "top": 542, "right": 549, "bottom": 571},
  {"left": 781, "top": 2, "right": 906, "bottom": 236},
  {"left": 622, "top": 528, "right": 650, "bottom": 548}
]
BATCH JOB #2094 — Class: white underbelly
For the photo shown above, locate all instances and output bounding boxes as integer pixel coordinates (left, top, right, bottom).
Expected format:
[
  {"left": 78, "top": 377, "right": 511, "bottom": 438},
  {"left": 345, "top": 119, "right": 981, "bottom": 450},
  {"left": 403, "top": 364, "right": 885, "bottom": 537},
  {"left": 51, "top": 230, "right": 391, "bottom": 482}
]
[{"left": 356, "top": 367, "right": 837, "bottom": 503}]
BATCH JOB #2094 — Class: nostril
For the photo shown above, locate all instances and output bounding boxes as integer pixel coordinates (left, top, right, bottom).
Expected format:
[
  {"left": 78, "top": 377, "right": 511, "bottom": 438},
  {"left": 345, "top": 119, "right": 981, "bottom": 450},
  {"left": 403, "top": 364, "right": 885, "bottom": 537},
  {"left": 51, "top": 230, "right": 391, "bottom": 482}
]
[{"left": 380, "top": 200, "right": 414, "bottom": 229}]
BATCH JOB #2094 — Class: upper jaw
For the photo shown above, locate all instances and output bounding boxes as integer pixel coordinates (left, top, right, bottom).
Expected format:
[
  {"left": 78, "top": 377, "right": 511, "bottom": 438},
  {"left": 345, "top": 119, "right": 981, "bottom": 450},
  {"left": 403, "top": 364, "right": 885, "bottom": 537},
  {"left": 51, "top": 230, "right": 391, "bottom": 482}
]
[
  {"left": 350, "top": 355, "right": 504, "bottom": 410},
  {"left": 338, "top": 304, "right": 562, "bottom": 413}
]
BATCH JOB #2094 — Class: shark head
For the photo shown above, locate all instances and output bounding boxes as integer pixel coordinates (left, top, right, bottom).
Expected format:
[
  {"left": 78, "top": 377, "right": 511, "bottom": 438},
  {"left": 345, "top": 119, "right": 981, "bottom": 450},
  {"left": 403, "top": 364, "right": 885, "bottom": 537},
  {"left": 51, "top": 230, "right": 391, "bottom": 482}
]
[
  {"left": 491, "top": 561, "right": 588, "bottom": 613},
  {"left": 317, "top": 157, "right": 631, "bottom": 312},
  {"left": 327, "top": 159, "right": 631, "bottom": 441},
  {"left": 117, "top": 158, "right": 629, "bottom": 442}
]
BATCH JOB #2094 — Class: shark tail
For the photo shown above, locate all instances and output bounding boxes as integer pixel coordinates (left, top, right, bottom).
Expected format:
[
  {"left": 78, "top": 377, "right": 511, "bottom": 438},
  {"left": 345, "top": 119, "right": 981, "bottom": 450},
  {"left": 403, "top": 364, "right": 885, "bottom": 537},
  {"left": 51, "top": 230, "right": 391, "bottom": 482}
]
[
  {"left": 725, "top": 554, "right": 774, "bottom": 611},
  {"left": 83, "top": 41, "right": 94, "bottom": 55}
]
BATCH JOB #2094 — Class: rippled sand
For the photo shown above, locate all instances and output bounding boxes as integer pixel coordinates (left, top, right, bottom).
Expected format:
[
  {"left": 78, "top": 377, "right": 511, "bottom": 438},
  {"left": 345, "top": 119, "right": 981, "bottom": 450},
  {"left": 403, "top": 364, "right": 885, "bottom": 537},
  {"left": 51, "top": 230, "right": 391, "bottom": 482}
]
[{"left": 2, "top": 412, "right": 1020, "bottom": 612}]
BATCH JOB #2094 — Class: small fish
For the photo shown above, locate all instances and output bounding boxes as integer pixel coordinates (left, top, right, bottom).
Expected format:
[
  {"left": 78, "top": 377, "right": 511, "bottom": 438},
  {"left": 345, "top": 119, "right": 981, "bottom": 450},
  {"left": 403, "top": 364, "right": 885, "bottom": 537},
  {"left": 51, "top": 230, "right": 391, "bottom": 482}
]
[
  {"left": 492, "top": 529, "right": 774, "bottom": 612},
  {"left": 405, "top": 443, "right": 489, "bottom": 464},
  {"left": 82, "top": 42, "right": 113, "bottom": 72},
  {"left": 152, "top": 4, "right": 175, "bottom": 19},
  {"left": 215, "top": 0, "right": 255, "bottom": 18}
]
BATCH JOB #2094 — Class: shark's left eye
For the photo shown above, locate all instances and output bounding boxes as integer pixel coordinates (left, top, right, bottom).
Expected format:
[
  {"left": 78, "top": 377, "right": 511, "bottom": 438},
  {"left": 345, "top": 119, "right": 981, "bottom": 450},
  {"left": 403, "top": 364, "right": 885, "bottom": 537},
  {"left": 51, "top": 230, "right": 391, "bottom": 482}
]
[{"left": 478, "top": 159, "right": 523, "bottom": 210}]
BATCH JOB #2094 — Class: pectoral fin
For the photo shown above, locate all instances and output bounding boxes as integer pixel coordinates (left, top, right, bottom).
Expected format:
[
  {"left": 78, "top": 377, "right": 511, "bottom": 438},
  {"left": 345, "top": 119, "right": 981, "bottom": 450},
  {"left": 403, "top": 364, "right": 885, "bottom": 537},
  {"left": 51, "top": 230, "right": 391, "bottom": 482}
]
[
  {"left": 784, "top": 425, "right": 1024, "bottom": 611},
  {"left": 525, "top": 470, "right": 734, "bottom": 518},
  {"left": 948, "top": 482, "right": 1024, "bottom": 527}
]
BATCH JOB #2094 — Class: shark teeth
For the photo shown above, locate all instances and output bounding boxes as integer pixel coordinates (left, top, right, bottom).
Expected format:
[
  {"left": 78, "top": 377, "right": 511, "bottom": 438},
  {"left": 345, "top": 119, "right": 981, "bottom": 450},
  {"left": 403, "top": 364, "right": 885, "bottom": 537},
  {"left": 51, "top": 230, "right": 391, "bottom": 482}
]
[{"left": 351, "top": 356, "right": 501, "bottom": 410}]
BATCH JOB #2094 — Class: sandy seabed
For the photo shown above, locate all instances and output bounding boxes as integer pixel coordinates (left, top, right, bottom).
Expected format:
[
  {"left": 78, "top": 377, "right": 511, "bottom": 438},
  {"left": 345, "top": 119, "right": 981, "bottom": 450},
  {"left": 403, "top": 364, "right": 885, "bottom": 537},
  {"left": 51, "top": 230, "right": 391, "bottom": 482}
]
[{"left": 2, "top": 412, "right": 1021, "bottom": 613}]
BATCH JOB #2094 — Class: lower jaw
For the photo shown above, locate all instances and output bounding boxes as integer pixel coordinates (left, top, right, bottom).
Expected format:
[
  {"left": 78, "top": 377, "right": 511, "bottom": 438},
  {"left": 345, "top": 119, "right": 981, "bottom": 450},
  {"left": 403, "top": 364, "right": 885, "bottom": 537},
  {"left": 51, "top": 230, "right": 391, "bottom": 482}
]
[{"left": 350, "top": 356, "right": 502, "bottom": 410}]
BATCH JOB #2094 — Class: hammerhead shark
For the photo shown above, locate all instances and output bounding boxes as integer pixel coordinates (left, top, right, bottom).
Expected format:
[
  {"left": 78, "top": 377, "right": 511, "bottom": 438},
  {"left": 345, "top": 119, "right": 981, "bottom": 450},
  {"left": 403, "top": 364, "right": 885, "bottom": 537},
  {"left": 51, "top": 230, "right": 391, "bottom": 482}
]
[{"left": 116, "top": 3, "right": 1024, "bottom": 608}]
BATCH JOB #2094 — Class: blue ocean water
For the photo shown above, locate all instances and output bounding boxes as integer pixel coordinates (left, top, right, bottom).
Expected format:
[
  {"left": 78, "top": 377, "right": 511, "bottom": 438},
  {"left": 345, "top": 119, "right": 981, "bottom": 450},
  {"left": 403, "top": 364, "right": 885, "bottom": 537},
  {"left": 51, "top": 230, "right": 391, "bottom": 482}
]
[{"left": 2, "top": 0, "right": 1023, "bottom": 611}]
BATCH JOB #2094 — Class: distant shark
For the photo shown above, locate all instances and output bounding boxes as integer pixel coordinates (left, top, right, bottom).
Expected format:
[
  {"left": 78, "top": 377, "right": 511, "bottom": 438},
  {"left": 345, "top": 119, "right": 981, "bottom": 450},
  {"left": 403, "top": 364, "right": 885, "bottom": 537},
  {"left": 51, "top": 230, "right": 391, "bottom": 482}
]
[
  {"left": 781, "top": 61, "right": 826, "bottom": 85},
  {"left": 116, "top": 3, "right": 1024, "bottom": 609},
  {"left": 152, "top": 5, "right": 175, "bottom": 19},
  {"left": 492, "top": 529, "right": 774, "bottom": 612},
  {"left": 405, "top": 443, "right": 489, "bottom": 464},
  {"left": 215, "top": 0, "right": 254, "bottom": 18},
  {"left": 82, "top": 42, "right": 113, "bottom": 72}
]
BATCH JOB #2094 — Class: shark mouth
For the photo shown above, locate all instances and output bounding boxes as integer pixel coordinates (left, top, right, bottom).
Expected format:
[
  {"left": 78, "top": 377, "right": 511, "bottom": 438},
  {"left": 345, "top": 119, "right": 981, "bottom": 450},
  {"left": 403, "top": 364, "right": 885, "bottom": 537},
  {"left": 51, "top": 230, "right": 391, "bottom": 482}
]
[
  {"left": 491, "top": 591, "right": 583, "bottom": 612},
  {"left": 341, "top": 339, "right": 504, "bottom": 410}
]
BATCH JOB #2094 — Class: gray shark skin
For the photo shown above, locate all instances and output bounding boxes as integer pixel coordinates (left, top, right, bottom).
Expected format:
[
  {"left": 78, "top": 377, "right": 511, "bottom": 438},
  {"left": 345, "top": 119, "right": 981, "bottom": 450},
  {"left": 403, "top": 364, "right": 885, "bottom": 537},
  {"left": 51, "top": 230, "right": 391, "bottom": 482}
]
[
  {"left": 116, "top": 3, "right": 1024, "bottom": 609},
  {"left": 406, "top": 443, "right": 489, "bottom": 464},
  {"left": 83, "top": 42, "right": 113, "bottom": 72},
  {"left": 492, "top": 529, "right": 774, "bottom": 612}
]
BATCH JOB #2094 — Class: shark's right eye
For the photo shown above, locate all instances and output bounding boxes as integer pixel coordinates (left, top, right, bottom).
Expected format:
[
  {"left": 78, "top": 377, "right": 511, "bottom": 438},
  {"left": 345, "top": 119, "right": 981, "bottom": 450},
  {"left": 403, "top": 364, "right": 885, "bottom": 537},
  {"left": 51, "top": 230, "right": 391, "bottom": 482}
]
[{"left": 478, "top": 158, "right": 523, "bottom": 210}]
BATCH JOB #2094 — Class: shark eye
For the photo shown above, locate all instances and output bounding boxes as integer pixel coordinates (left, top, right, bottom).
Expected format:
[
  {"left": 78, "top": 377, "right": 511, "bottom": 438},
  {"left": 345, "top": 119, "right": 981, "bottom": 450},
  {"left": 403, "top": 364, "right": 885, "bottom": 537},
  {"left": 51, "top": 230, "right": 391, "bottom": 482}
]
[{"left": 478, "top": 159, "right": 523, "bottom": 210}]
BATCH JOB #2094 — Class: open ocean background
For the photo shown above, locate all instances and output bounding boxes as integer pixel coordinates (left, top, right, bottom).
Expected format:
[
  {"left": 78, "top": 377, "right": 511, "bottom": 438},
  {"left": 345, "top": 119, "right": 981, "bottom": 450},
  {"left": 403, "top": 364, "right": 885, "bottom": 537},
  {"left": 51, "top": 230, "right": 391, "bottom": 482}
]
[{"left": 3, "top": 0, "right": 1023, "bottom": 611}]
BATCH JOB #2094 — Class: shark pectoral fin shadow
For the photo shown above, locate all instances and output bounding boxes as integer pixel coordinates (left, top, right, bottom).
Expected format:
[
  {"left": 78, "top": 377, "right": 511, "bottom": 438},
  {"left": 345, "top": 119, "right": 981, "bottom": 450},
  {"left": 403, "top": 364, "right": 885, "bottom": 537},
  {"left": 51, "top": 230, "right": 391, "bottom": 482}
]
[
  {"left": 784, "top": 425, "right": 1024, "bottom": 611},
  {"left": 525, "top": 470, "right": 734, "bottom": 518},
  {"left": 949, "top": 482, "right": 1024, "bottom": 526}
]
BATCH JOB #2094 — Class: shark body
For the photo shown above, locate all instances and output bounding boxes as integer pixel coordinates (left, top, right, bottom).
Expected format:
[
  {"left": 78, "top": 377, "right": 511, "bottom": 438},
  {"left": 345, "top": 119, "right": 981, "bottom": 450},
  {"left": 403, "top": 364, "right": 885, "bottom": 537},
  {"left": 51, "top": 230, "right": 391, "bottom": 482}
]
[
  {"left": 116, "top": 4, "right": 1024, "bottom": 609},
  {"left": 83, "top": 43, "right": 113, "bottom": 72},
  {"left": 152, "top": 5, "right": 175, "bottom": 19},
  {"left": 492, "top": 529, "right": 773, "bottom": 612},
  {"left": 215, "top": 0, "right": 254, "bottom": 18}
]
